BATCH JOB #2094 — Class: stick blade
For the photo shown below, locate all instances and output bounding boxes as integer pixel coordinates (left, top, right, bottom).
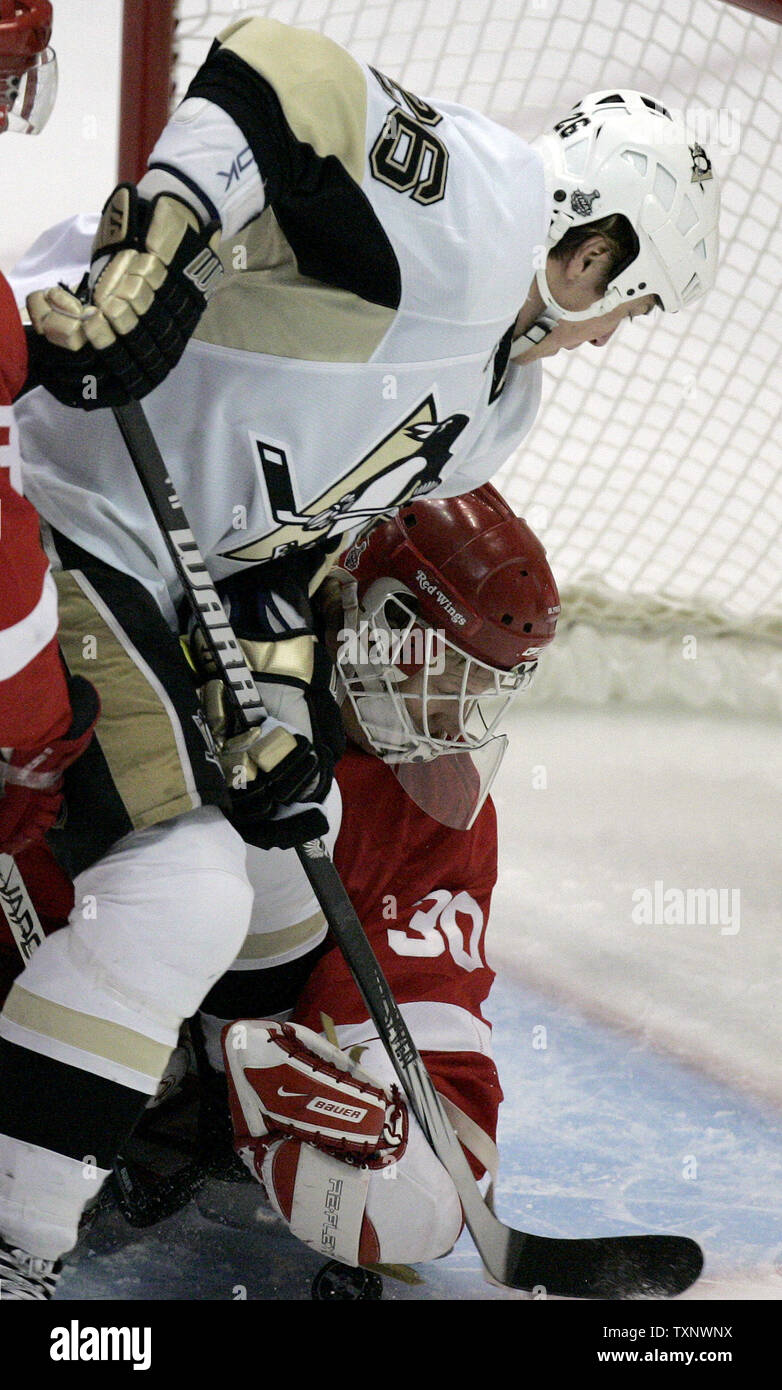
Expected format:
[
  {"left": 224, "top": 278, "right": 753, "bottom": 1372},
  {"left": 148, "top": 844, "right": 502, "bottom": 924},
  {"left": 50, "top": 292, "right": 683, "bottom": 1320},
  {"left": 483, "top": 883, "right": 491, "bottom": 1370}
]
[{"left": 504, "top": 1231, "right": 704, "bottom": 1299}]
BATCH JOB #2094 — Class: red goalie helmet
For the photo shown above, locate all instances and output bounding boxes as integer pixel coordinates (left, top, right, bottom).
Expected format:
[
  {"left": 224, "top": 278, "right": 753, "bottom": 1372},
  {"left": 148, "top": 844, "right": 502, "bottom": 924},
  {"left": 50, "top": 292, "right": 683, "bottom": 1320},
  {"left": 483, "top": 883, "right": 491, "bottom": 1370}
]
[
  {"left": 335, "top": 485, "right": 560, "bottom": 828},
  {"left": 342, "top": 482, "right": 560, "bottom": 670},
  {"left": 0, "top": 1, "right": 56, "bottom": 135}
]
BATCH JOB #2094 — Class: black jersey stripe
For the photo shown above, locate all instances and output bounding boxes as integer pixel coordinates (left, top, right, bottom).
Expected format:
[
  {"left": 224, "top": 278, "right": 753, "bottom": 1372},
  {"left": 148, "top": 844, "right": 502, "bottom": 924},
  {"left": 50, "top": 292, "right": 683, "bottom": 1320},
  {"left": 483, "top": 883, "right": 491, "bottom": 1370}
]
[{"left": 187, "top": 48, "right": 402, "bottom": 310}]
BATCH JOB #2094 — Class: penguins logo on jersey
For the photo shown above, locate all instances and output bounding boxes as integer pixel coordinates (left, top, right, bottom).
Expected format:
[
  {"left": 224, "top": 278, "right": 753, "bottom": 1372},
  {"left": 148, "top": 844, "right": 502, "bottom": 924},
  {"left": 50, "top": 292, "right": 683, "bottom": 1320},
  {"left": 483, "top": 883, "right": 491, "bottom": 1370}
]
[{"left": 224, "top": 397, "right": 469, "bottom": 564}]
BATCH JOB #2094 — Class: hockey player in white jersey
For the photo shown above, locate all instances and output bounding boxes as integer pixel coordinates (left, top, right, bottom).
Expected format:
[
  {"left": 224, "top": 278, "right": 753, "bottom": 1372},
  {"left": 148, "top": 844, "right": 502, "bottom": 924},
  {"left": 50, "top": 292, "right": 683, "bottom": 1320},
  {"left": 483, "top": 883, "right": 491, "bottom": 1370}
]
[
  {"left": 17, "top": 23, "right": 720, "bottom": 613},
  {"left": 0, "top": 16, "right": 719, "bottom": 1298}
]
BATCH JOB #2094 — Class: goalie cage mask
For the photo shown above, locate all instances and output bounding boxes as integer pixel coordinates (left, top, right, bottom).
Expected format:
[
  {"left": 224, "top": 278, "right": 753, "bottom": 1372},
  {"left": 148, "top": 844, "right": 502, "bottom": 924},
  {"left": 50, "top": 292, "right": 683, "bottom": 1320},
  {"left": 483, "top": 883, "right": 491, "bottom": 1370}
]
[
  {"left": 334, "top": 484, "right": 559, "bottom": 829},
  {"left": 0, "top": 1, "right": 56, "bottom": 135},
  {"left": 533, "top": 88, "right": 720, "bottom": 319}
]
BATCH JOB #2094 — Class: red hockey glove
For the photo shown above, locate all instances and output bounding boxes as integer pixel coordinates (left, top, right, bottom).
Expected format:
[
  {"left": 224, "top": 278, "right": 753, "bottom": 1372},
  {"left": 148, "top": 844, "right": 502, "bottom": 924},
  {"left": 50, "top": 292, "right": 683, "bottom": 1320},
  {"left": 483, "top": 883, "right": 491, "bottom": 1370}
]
[{"left": 0, "top": 675, "right": 100, "bottom": 855}]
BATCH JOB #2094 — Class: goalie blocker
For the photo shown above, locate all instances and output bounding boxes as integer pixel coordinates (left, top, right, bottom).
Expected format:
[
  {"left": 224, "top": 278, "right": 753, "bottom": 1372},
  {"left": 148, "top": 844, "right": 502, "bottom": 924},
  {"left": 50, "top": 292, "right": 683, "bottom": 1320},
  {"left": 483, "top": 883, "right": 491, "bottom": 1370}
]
[{"left": 222, "top": 1019, "right": 464, "bottom": 1268}]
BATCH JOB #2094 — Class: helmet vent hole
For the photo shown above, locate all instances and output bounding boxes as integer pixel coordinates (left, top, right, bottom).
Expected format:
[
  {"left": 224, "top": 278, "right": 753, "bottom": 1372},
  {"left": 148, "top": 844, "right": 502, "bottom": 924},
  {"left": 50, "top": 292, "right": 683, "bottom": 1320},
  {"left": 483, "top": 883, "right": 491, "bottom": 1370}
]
[
  {"left": 677, "top": 198, "right": 698, "bottom": 235},
  {"left": 564, "top": 140, "right": 589, "bottom": 176},
  {"left": 520, "top": 569, "right": 528, "bottom": 576},
  {"left": 653, "top": 164, "right": 676, "bottom": 212},
  {"left": 384, "top": 595, "right": 418, "bottom": 627},
  {"left": 403, "top": 514, "right": 417, "bottom": 528},
  {"left": 501, "top": 613, "right": 513, "bottom": 625},
  {"left": 623, "top": 149, "right": 647, "bottom": 177},
  {"left": 523, "top": 622, "right": 533, "bottom": 633}
]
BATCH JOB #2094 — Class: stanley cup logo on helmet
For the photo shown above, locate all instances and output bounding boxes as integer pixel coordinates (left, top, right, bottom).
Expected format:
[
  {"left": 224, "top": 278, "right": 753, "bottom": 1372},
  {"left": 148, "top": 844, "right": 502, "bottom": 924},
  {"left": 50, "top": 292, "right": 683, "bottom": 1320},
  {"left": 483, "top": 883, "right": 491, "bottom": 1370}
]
[
  {"left": 571, "top": 188, "right": 601, "bottom": 216},
  {"left": 533, "top": 88, "right": 720, "bottom": 318}
]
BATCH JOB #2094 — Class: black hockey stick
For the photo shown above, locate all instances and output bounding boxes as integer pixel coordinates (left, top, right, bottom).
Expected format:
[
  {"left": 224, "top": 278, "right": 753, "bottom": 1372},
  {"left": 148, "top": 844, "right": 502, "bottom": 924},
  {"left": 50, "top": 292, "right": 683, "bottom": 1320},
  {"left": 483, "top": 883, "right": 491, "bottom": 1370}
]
[{"left": 111, "top": 399, "right": 704, "bottom": 1299}]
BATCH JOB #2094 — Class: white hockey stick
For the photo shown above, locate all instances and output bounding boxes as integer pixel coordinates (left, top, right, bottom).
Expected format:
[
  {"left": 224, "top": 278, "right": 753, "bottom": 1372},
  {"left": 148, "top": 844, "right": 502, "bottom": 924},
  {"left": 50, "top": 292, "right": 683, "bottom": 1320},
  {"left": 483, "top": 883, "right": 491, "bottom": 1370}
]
[
  {"left": 0, "top": 854, "right": 46, "bottom": 961},
  {"left": 110, "top": 399, "right": 703, "bottom": 1298}
]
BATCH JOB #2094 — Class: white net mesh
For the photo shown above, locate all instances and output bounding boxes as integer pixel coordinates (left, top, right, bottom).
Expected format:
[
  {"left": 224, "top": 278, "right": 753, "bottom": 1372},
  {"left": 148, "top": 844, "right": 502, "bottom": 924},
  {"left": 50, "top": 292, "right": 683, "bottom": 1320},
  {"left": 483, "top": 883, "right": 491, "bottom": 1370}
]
[{"left": 165, "top": 0, "right": 782, "bottom": 706}]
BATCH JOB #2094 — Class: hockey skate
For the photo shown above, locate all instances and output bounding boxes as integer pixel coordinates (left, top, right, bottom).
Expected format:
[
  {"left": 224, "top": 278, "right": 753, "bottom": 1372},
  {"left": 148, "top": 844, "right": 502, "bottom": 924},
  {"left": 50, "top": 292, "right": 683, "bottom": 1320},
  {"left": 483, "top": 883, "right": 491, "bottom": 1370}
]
[{"left": 0, "top": 1237, "right": 61, "bottom": 1300}]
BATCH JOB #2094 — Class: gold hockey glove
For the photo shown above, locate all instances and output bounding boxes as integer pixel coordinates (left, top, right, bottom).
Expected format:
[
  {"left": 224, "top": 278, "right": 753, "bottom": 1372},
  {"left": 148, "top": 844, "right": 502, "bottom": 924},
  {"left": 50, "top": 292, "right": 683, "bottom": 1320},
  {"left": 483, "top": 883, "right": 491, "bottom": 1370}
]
[{"left": 25, "top": 183, "right": 223, "bottom": 410}]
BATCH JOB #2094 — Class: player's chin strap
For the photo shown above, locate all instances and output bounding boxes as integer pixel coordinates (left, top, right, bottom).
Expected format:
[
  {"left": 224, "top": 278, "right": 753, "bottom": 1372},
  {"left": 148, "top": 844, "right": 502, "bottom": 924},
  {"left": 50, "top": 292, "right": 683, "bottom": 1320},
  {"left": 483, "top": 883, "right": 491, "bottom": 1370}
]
[
  {"left": 109, "top": 400, "right": 704, "bottom": 1300},
  {"left": 510, "top": 306, "right": 561, "bottom": 356}
]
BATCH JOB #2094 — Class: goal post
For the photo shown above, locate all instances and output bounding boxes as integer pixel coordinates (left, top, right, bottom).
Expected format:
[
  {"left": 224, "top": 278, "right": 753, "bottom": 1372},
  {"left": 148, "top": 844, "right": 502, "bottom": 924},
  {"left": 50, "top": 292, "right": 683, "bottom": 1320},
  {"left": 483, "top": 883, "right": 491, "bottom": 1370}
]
[
  {"left": 118, "top": 1, "right": 178, "bottom": 186},
  {"left": 119, "top": 0, "right": 782, "bottom": 715}
]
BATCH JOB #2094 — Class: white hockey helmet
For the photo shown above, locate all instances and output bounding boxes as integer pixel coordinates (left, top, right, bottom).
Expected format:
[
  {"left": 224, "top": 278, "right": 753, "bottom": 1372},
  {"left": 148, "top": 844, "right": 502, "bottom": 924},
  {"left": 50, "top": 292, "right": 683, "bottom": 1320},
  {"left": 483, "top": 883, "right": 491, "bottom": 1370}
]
[{"left": 533, "top": 90, "right": 720, "bottom": 320}]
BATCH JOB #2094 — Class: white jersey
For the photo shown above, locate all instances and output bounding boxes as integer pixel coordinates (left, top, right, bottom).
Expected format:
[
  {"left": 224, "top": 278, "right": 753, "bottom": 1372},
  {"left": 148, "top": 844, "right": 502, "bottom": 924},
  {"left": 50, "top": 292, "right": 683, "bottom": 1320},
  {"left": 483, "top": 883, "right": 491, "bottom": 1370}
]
[{"left": 13, "top": 18, "right": 545, "bottom": 626}]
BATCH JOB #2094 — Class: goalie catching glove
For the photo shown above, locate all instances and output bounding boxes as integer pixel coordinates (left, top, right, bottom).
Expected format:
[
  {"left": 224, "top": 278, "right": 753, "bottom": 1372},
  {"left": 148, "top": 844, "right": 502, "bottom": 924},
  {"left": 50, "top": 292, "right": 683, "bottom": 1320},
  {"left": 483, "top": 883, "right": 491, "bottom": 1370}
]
[
  {"left": 25, "top": 183, "right": 223, "bottom": 410},
  {"left": 224, "top": 1020, "right": 407, "bottom": 1265}
]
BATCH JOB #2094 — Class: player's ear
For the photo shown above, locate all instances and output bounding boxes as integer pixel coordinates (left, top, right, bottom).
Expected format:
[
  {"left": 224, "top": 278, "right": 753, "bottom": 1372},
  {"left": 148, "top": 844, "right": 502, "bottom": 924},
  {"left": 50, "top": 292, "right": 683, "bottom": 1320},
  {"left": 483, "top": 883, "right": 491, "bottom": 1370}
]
[{"left": 562, "top": 234, "right": 612, "bottom": 284}]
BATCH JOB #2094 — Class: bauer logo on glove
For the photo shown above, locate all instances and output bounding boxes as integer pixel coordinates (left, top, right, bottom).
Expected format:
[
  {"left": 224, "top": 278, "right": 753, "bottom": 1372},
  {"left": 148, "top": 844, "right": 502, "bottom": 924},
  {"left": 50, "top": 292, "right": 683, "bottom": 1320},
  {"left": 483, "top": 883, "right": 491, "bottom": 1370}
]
[{"left": 222, "top": 1019, "right": 408, "bottom": 1168}]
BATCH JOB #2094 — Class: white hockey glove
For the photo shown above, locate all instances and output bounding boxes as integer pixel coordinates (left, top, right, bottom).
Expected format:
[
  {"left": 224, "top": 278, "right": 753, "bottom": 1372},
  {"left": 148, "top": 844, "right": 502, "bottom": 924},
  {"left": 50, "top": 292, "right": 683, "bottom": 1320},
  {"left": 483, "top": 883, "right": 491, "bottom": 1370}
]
[{"left": 25, "top": 183, "right": 223, "bottom": 410}]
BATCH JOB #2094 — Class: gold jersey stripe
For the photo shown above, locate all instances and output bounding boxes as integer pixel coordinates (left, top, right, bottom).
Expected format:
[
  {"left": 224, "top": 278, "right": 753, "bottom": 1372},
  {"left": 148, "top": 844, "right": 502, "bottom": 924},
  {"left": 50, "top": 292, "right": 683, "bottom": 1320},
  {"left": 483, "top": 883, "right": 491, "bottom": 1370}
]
[
  {"left": 200, "top": 210, "right": 395, "bottom": 362},
  {"left": 3, "top": 983, "right": 173, "bottom": 1079},
  {"left": 54, "top": 570, "right": 201, "bottom": 828},
  {"left": 235, "top": 909, "right": 327, "bottom": 961},
  {"left": 219, "top": 17, "right": 368, "bottom": 185}
]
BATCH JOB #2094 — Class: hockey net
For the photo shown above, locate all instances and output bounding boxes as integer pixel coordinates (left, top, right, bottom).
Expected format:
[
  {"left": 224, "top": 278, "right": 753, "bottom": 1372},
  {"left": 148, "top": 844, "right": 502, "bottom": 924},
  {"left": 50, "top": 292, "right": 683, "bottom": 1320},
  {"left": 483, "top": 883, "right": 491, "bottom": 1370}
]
[{"left": 121, "top": 0, "right": 782, "bottom": 714}]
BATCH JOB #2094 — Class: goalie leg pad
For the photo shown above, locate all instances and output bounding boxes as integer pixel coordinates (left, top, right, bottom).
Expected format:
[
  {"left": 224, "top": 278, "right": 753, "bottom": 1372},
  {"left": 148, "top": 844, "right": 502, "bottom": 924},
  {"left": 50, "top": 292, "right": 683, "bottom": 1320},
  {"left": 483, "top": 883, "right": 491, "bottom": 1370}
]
[
  {"left": 222, "top": 1019, "right": 408, "bottom": 1166},
  {"left": 258, "top": 1120, "right": 464, "bottom": 1268},
  {"left": 264, "top": 1138, "right": 372, "bottom": 1266},
  {"left": 223, "top": 1020, "right": 463, "bottom": 1268}
]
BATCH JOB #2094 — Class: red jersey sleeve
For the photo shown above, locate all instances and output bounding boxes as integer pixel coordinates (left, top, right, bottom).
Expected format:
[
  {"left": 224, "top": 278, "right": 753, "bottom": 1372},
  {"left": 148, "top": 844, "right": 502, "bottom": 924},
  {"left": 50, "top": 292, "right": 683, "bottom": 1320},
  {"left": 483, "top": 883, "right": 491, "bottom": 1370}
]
[
  {"left": 0, "top": 271, "right": 71, "bottom": 749},
  {"left": 292, "top": 746, "right": 503, "bottom": 1176}
]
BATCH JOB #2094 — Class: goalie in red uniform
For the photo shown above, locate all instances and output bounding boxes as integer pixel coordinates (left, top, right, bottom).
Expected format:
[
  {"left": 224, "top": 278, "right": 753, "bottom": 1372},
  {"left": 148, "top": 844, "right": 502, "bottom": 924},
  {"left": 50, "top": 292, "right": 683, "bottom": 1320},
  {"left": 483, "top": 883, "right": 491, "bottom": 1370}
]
[
  {"left": 197, "top": 483, "right": 559, "bottom": 1272},
  {"left": 0, "top": 482, "right": 559, "bottom": 1282}
]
